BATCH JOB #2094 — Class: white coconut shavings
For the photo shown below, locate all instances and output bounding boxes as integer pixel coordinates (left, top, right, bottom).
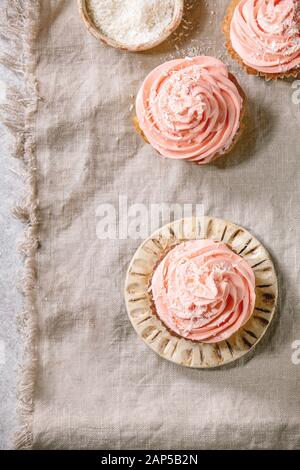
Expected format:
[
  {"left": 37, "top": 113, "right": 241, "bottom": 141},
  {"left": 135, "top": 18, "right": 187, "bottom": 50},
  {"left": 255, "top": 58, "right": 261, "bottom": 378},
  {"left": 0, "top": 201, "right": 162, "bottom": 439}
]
[{"left": 86, "top": 0, "right": 175, "bottom": 47}]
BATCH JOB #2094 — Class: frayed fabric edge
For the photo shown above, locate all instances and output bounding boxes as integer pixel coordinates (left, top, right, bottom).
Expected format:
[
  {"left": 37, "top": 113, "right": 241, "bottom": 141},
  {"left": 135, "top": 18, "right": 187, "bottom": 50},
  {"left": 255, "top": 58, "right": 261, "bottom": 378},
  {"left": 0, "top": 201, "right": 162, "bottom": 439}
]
[{"left": 0, "top": 0, "right": 40, "bottom": 450}]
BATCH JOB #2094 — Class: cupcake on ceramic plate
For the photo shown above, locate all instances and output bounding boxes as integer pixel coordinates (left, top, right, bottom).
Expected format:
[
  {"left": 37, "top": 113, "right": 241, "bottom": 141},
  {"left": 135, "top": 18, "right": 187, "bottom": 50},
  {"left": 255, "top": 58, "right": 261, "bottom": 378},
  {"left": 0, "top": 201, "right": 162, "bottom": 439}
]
[
  {"left": 224, "top": 0, "right": 300, "bottom": 80},
  {"left": 124, "top": 217, "right": 278, "bottom": 368},
  {"left": 134, "top": 56, "right": 245, "bottom": 164}
]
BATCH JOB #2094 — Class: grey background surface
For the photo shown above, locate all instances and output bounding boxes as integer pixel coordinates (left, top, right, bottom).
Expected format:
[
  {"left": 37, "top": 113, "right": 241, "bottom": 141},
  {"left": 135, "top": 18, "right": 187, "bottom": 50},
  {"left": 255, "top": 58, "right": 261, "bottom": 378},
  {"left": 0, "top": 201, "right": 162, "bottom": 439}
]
[{"left": 0, "top": 68, "right": 22, "bottom": 449}]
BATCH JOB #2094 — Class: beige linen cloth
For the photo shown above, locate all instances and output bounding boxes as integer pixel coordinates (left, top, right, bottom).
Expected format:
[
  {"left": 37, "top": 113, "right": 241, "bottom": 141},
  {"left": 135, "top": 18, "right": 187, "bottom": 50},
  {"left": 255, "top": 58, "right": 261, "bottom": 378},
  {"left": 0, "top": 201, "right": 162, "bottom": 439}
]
[{"left": 1, "top": 0, "right": 300, "bottom": 449}]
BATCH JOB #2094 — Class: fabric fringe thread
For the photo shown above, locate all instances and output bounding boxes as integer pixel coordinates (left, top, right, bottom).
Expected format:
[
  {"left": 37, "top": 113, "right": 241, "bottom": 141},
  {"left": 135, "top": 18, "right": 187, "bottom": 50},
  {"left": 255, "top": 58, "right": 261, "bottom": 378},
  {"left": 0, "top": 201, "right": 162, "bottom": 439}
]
[{"left": 0, "top": 0, "right": 40, "bottom": 450}]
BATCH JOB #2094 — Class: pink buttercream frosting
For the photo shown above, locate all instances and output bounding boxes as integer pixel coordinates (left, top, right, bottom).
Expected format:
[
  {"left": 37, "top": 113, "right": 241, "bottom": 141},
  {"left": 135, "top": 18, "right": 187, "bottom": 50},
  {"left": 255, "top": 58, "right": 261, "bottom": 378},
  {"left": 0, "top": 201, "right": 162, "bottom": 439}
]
[
  {"left": 230, "top": 0, "right": 300, "bottom": 74},
  {"left": 136, "top": 56, "right": 243, "bottom": 164},
  {"left": 151, "top": 239, "right": 256, "bottom": 343}
]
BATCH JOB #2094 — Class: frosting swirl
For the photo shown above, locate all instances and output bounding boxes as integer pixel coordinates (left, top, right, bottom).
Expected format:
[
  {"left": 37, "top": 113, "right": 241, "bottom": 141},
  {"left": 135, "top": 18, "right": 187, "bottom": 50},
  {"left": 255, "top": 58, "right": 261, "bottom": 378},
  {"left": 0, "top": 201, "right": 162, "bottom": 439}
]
[
  {"left": 230, "top": 0, "right": 300, "bottom": 74},
  {"left": 151, "top": 239, "right": 256, "bottom": 343},
  {"left": 136, "top": 56, "right": 243, "bottom": 164}
]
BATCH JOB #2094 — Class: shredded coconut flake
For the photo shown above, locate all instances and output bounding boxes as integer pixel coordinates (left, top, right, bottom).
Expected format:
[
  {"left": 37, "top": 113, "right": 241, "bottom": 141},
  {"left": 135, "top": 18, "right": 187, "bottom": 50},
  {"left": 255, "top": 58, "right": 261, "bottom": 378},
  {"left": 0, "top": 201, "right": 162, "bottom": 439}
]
[{"left": 86, "top": 0, "right": 176, "bottom": 47}]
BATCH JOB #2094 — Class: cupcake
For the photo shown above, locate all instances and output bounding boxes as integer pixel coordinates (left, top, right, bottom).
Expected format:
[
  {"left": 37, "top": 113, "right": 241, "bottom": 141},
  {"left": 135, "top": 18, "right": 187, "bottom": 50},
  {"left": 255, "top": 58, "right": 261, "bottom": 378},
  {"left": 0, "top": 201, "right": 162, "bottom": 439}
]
[
  {"left": 135, "top": 56, "right": 245, "bottom": 164},
  {"left": 150, "top": 239, "right": 256, "bottom": 344},
  {"left": 224, "top": 0, "right": 300, "bottom": 80},
  {"left": 79, "top": 0, "right": 184, "bottom": 52},
  {"left": 124, "top": 217, "right": 278, "bottom": 368}
]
